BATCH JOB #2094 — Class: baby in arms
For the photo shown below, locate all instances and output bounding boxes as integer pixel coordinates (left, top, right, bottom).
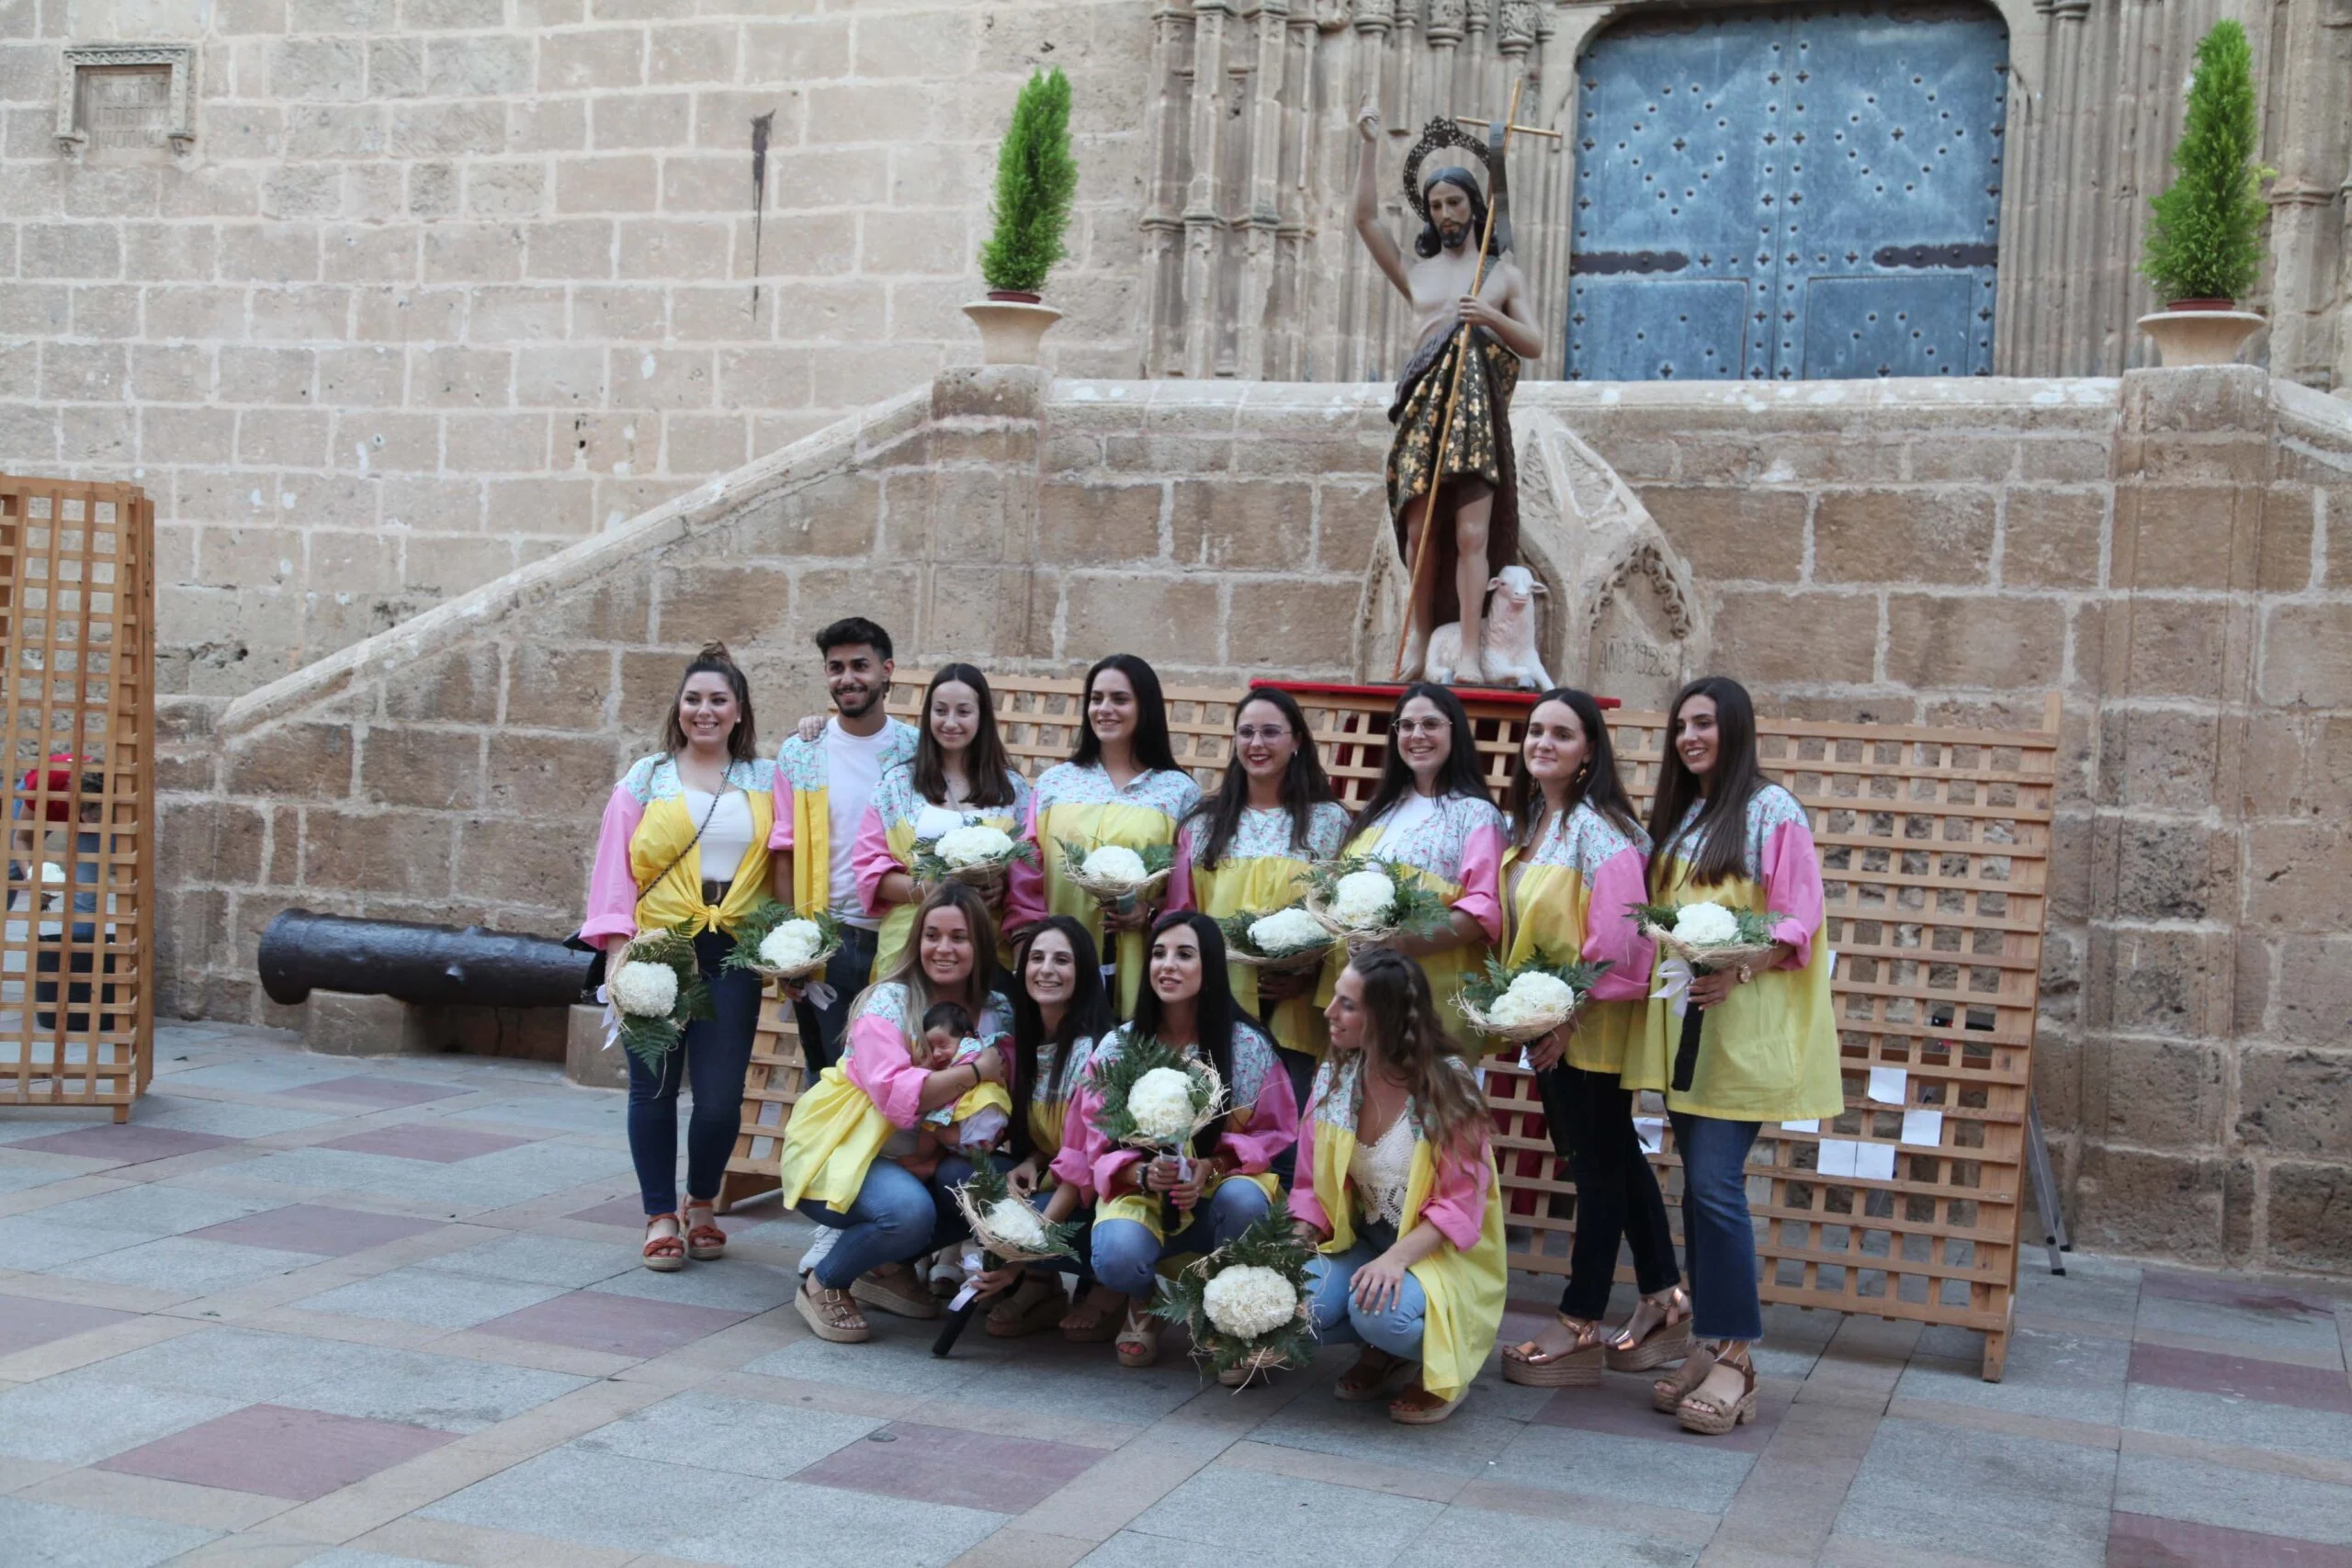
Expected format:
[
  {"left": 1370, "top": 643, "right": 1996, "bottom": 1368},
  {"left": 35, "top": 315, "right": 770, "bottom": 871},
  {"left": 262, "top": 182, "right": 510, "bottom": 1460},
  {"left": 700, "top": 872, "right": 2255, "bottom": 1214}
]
[{"left": 899, "top": 1001, "right": 1012, "bottom": 1179}]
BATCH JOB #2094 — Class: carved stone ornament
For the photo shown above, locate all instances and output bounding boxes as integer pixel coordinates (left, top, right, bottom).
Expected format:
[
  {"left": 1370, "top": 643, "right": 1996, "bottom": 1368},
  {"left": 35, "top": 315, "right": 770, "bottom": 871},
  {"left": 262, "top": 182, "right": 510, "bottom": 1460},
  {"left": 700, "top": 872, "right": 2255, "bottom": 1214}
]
[
  {"left": 56, "top": 42, "right": 197, "bottom": 154},
  {"left": 1498, "top": 0, "right": 1541, "bottom": 50},
  {"left": 1426, "top": 0, "right": 1467, "bottom": 44}
]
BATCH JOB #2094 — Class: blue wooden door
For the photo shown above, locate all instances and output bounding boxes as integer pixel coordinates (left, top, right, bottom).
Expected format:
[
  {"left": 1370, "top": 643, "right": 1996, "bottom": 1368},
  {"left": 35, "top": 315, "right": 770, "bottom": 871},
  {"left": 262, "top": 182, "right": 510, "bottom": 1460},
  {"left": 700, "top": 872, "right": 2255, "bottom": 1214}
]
[{"left": 1566, "top": 3, "right": 2007, "bottom": 382}]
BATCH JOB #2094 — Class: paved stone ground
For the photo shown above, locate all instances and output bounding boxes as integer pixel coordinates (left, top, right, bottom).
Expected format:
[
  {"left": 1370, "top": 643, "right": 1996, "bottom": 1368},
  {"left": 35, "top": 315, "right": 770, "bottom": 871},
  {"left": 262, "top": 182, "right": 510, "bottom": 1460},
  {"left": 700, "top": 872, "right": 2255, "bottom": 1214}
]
[{"left": 2, "top": 1025, "right": 2348, "bottom": 1568}]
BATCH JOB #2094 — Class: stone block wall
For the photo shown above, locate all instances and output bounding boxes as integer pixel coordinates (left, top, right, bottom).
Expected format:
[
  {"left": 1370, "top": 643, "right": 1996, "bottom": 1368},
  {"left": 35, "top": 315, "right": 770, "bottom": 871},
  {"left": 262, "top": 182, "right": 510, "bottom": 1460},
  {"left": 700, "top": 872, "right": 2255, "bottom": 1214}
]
[
  {"left": 1, "top": 0, "right": 1154, "bottom": 697},
  {"left": 151, "top": 362, "right": 2352, "bottom": 1273}
]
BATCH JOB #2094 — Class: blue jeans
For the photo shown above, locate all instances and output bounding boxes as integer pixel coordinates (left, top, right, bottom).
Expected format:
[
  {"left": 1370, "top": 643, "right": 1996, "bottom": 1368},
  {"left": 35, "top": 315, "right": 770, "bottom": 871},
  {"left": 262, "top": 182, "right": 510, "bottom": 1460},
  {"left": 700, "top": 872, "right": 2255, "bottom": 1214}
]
[
  {"left": 1669, "top": 1111, "right": 1765, "bottom": 1342},
  {"left": 797, "top": 1157, "right": 971, "bottom": 1290},
  {"left": 1304, "top": 1221, "right": 1429, "bottom": 1358},
  {"left": 793, "top": 922, "right": 877, "bottom": 1077},
  {"left": 626, "top": 931, "right": 761, "bottom": 1216},
  {"left": 1090, "top": 1178, "right": 1270, "bottom": 1297}
]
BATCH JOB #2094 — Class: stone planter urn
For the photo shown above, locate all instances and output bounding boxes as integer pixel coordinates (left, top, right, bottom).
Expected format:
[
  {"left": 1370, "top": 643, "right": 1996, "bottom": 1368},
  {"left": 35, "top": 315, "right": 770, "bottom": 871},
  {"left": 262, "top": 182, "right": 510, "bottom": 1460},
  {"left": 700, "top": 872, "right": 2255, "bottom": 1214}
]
[
  {"left": 2137, "top": 303, "right": 2264, "bottom": 367},
  {"left": 962, "top": 291, "right": 1061, "bottom": 367}
]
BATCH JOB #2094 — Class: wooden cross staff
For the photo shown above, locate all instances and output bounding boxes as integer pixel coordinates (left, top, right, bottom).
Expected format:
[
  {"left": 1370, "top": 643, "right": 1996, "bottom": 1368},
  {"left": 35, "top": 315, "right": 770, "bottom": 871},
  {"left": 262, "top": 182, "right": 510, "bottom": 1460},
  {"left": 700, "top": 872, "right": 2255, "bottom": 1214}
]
[{"left": 1393, "top": 72, "right": 1534, "bottom": 680}]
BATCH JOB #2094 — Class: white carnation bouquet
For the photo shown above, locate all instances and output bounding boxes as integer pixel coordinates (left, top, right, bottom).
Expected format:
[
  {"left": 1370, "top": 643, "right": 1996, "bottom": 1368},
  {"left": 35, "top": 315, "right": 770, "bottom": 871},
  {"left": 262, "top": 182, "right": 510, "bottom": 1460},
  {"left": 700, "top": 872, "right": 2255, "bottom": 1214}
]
[
  {"left": 1088, "top": 1033, "right": 1228, "bottom": 1232},
  {"left": 1152, "top": 1208, "right": 1317, "bottom": 1389},
  {"left": 723, "top": 900, "right": 844, "bottom": 984},
  {"left": 602, "top": 923, "right": 712, "bottom": 1068},
  {"left": 1632, "top": 899, "right": 1784, "bottom": 973},
  {"left": 1456, "top": 950, "right": 1613, "bottom": 1045},
  {"left": 948, "top": 1158, "right": 1084, "bottom": 1268},
  {"left": 1632, "top": 899, "right": 1789, "bottom": 1093},
  {"left": 910, "top": 822, "right": 1037, "bottom": 894},
  {"left": 1216, "top": 902, "right": 1334, "bottom": 973},
  {"left": 1301, "top": 854, "right": 1451, "bottom": 953},
  {"left": 1056, "top": 838, "right": 1174, "bottom": 910}
]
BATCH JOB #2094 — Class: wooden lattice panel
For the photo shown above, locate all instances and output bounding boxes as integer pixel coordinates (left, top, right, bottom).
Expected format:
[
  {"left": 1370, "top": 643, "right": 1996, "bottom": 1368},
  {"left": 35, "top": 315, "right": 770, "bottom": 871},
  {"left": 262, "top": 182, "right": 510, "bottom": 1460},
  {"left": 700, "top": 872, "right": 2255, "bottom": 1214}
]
[
  {"left": 720, "top": 675, "right": 2057, "bottom": 1378},
  {"left": 0, "top": 476, "right": 155, "bottom": 1121}
]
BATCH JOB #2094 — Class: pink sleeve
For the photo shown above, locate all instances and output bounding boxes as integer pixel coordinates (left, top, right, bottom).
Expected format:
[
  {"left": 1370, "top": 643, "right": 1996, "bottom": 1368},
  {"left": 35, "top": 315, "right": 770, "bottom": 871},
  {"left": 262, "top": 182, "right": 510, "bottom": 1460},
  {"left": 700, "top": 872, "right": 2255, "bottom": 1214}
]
[
  {"left": 767, "top": 770, "right": 795, "bottom": 851},
  {"left": 1451, "top": 821, "right": 1506, "bottom": 943},
  {"left": 1759, "top": 818, "right": 1826, "bottom": 969},
  {"left": 842, "top": 1012, "right": 928, "bottom": 1129},
  {"left": 1584, "top": 846, "right": 1657, "bottom": 1002},
  {"left": 1048, "top": 1078, "right": 1101, "bottom": 1194},
  {"left": 1216, "top": 1056, "right": 1299, "bottom": 1176},
  {"left": 579, "top": 784, "right": 647, "bottom": 946},
  {"left": 1092, "top": 1143, "right": 1143, "bottom": 1200},
  {"left": 850, "top": 805, "right": 900, "bottom": 919},
  {"left": 1165, "top": 827, "right": 1196, "bottom": 913},
  {"left": 1418, "top": 1131, "right": 1494, "bottom": 1252},
  {"left": 1003, "top": 792, "right": 1046, "bottom": 932},
  {"left": 1285, "top": 1109, "right": 1330, "bottom": 1234}
]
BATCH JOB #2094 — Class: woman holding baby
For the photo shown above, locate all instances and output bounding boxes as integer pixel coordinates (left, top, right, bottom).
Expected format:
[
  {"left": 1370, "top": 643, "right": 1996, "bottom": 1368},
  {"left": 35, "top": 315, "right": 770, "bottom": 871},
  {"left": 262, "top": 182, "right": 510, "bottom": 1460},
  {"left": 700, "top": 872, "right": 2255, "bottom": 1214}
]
[{"left": 776, "top": 882, "right": 1014, "bottom": 1342}]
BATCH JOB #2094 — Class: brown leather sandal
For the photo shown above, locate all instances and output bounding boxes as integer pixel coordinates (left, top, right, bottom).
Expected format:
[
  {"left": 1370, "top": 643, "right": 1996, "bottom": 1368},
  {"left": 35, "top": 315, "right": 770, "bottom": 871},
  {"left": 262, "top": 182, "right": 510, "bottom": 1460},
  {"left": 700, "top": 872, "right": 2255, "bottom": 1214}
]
[
  {"left": 680, "top": 1199, "right": 726, "bottom": 1262},
  {"left": 1606, "top": 1285, "right": 1693, "bottom": 1371},
  {"left": 986, "top": 1276, "right": 1069, "bottom": 1338},
  {"left": 1334, "top": 1347, "right": 1416, "bottom": 1404},
  {"left": 1677, "top": 1347, "right": 1758, "bottom": 1435},
  {"left": 796, "top": 1274, "right": 871, "bottom": 1343},
  {"left": 1501, "top": 1313, "right": 1607, "bottom": 1387},
  {"left": 641, "top": 1213, "right": 684, "bottom": 1273},
  {"left": 1060, "top": 1287, "right": 1125, "bottom": 1344},
  {"left": 1652, "top": 1338, "right": 1717, "bottom": 1413},
  {"left": 1387, "top": 1372, "right": 1465, "bottom": 1425}
]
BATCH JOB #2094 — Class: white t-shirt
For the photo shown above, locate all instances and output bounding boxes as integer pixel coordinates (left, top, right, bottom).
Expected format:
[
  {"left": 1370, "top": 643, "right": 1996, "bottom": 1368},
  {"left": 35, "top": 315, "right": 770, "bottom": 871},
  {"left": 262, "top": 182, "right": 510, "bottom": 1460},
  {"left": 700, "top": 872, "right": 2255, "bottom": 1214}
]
[
  {"left": 682, "top": 788, "right": 756, "bottom": 887},
  {"left": 826, "top": 719, "right": 898, "bottom": 928},
  {"left": 1370, "top": 791, "right": 1439, "bottom": 855}
]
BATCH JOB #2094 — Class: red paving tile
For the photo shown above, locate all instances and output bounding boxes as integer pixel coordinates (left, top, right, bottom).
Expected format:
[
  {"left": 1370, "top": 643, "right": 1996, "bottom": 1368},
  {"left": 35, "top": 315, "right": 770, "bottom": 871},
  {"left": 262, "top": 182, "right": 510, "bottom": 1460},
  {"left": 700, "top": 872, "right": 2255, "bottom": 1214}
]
[
  {"left": 791, "top": 1420, "right": 1101, "bottom": 1511},
  {"left": 566, "top": 1197, "right": 656, "bottom": 1227},
  {"left": 8, "top": 1124, "right": 237, "bottom": 1165},
  {"left": 2108, "top": 1511, "right": 2352, "bottom": 1567},
  {"left": 2141, "top": 1268, "right": 2342, "bottom": 1320},
  {"left": 96, "top": 1404, "right": 454, "bottom": 1501},
  {"left": 2128, "top": 1342, "right": 2352, "bottom": 1416},
  {"left": 319, "top": 1125, "right": 531, "bottom": 1164},
  {"left": 473, "top": 1290, "right": 750, "bottom": 1358},
  {"left": 0, "top": 1291, "right": 138, "bottom": 1357},
  {"left": 280, "top": 1076, "right": 468, "bottom": 1109},
  {"left": 186, "top": 1203, "right": 447, "bottom": 1257}
]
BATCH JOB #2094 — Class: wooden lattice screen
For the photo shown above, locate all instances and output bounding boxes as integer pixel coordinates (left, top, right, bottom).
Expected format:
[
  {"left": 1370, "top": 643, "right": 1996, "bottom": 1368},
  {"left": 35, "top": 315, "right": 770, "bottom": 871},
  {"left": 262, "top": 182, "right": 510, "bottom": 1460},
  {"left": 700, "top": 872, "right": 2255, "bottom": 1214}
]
[
  {"left": 0, "top": 476, "right": 155, "bottom": 1121},
  {"left": 723, "top": 676, "right": 2057, "bottom": 1378}
]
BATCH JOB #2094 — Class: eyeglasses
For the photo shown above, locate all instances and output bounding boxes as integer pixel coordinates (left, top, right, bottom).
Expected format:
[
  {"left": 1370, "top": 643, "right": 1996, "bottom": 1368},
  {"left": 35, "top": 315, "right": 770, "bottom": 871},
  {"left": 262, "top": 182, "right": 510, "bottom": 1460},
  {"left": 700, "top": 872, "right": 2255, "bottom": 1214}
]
[
  {"left": 1392, "top": 718, "right": 1451, "bottom": 736},
  {"left": 1235, "top": 726, "right": 1292, "bottom": 743}
]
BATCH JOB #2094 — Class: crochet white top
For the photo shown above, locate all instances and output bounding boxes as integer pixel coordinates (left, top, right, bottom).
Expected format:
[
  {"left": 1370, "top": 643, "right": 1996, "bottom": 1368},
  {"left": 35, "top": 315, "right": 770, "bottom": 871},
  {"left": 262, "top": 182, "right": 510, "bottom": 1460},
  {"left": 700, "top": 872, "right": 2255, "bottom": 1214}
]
[{"left": 1348, "top": 1111, "right": 1416, "bottom": 1229}]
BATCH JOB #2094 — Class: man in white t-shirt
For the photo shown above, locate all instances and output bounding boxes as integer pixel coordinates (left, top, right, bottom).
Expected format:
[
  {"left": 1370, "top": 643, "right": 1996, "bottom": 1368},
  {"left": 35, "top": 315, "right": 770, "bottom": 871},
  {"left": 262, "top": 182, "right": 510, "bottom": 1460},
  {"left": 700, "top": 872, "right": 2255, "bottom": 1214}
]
[{"left": 775, "top": 617, "right": 917, "bottom": 1073}]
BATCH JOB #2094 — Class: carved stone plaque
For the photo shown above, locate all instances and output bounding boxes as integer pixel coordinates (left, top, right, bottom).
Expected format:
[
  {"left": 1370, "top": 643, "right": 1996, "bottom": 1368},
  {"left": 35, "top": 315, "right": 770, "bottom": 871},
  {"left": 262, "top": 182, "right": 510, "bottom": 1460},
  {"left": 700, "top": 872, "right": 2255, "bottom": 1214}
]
[
  {"left": 1586, "top": 549, "right": 1702, "bottom": 713},
  {"left": 76, "top": 66, "right": 172, "bottom": 153},
  {"left": 55, "top": 44, "right": 196, "bottom": 157}
]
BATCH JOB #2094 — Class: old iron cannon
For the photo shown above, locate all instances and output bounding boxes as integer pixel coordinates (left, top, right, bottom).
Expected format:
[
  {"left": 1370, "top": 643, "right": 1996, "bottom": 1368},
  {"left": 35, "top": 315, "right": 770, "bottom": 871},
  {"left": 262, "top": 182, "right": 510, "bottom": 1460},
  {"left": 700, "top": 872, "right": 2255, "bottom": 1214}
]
[{"left": 257, "top": 908, "right": 594, "bottom": 1010}]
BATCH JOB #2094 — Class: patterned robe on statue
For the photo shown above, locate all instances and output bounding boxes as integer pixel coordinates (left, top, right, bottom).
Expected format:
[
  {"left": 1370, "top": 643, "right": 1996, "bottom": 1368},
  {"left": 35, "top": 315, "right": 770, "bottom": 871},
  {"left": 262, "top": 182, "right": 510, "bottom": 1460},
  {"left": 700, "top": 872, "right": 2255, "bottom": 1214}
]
[{"left": 1385, "top": 323, "right": 1521, "bottom": 628}]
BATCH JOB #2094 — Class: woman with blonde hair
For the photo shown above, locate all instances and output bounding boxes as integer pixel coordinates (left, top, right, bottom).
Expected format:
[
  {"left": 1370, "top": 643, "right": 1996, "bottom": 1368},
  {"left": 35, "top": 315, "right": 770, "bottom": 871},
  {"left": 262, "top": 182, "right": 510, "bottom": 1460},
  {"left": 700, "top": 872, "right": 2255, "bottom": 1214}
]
[
  {"left": 581, "top": 642, "right": 786, "bottom": 1273},
  {"left": 777, "top": 882, "right": 1014, "bottom": 1342},
  {"left": 1290, "top": 948, "right": 1507, "bottom": 1425}
]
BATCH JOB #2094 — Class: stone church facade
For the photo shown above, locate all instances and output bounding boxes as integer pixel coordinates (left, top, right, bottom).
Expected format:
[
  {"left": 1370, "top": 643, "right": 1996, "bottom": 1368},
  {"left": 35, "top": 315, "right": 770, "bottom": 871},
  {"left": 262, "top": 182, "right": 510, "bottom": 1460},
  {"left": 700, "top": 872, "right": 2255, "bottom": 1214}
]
[{"left": 6, "top": 1, "right": 2351, "bottom": 1272}]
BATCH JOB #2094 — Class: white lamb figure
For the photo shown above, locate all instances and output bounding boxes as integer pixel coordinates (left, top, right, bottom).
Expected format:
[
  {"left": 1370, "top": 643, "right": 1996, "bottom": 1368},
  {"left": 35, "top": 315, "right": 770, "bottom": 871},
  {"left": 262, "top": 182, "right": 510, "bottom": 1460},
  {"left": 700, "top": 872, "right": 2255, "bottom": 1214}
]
[{"left": 1426, "top": 565, "right": 1552, "bottom": 690}]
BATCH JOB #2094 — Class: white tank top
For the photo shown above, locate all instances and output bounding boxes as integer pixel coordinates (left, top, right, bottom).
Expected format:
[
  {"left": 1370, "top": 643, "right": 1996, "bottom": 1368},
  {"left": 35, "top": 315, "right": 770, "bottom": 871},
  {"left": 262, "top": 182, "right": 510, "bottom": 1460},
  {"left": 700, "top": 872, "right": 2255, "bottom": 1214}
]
[
  {"left": 683, "top": 788, "right": 755, "bottom": 886},
  {"left": 1348, "top": 1113, "right": 1416, "bottom": 1229}
]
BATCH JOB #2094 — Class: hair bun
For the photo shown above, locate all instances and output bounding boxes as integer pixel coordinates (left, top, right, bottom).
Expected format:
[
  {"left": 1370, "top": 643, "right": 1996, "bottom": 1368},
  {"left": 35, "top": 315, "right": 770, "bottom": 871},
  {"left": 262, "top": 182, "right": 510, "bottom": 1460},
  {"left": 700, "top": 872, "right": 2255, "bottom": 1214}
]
[{"left": 696, "top": 639, "right": 732, "bottom": 662}]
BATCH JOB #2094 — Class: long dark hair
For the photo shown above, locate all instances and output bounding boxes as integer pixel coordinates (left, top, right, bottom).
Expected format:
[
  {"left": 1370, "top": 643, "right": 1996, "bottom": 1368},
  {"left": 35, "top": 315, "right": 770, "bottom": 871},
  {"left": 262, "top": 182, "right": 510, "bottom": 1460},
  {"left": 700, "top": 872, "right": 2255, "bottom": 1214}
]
[
  {"left": 911, "top": 663, "right": 1015, "bottom": 810},
  {"left": 1129, "top": 910, "right": 1240, "bottom": 1160},
  {"left": 1352, "top": 682, "right": 1489, "bottom": 834},
  {"left": 1415, "top": 170, "right": 1491, "bottom": 260},
  {"left": 1071, "top": 653, "right": 1179, "bottom": 773},
  {"left": 661, "top": 640, "right": 758, "bottom": 763},
  {"left": 1647, "top": 675, "right": 1766, "bottom": 895},
  {"left": 1185, "top": 687, "right": 1337, "bottom": 872},
  {"left": 1005, "top": 917, "right": 1114, "bottom": 1162},
  {"left": 1346, "top": 948, "right": 1490, "bottom": 1158},
  {"left": 1506, "top": 687, "right": 1644, "bottom": 852}
]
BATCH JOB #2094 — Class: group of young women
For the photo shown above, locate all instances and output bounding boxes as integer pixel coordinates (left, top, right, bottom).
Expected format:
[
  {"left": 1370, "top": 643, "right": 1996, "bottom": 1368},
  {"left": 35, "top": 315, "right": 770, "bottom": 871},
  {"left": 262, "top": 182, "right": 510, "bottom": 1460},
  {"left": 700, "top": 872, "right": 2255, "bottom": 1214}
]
[{"left": 582, "top": 644, "right": 1838, "bottom": 1430}]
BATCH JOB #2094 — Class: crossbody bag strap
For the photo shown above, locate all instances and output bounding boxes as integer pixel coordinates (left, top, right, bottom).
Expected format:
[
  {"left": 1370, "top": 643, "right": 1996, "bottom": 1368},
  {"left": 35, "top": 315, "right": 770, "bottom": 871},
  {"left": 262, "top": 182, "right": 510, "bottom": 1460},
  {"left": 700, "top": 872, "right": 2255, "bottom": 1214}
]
[{"left": 638, "top": 758, "right": 728, "bottom": 905}]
